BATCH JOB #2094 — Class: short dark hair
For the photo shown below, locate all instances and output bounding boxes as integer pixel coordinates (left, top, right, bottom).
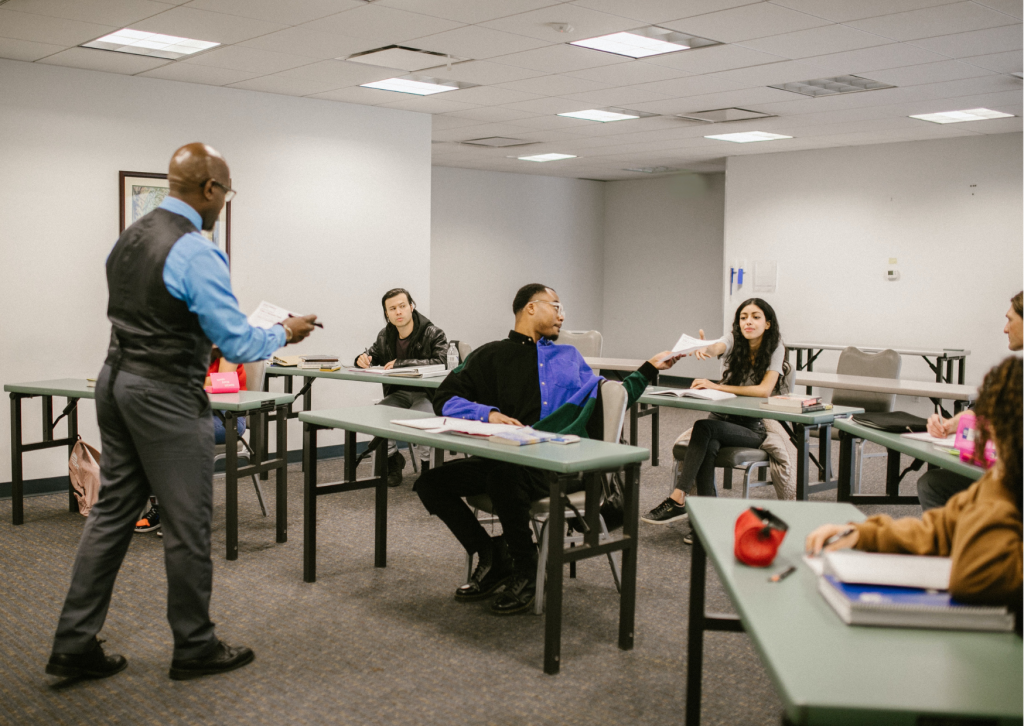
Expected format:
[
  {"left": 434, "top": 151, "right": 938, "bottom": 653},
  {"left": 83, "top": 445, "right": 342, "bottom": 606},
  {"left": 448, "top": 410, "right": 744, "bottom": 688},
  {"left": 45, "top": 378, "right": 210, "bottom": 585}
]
[
  {"left": 381, "top": 288, "right": 415, "bottom": 321},
  {"left": 1012, "top": 291, "right": 1022, "bottom": 317},
  {"left": 513, "top": 283, "right": 553, "bottom": 316}
]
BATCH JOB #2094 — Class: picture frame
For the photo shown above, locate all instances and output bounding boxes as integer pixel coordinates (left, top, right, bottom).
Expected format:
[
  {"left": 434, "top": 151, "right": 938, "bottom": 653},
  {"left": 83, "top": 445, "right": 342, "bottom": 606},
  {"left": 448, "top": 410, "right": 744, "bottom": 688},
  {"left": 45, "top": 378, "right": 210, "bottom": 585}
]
[{"left": 119, "top": 171, "right": 231, "bottom": 261}]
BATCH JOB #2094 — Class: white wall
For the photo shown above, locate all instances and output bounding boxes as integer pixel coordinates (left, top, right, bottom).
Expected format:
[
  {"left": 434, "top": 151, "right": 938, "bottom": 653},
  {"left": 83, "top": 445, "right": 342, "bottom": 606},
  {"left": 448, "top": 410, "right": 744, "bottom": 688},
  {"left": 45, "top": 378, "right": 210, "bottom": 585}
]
[
  {"left": 0, "top": 59, "right": 431, "bottom": 481},
  {"left": 430, "top": 166, "right": 605, "bottom": 348},
  {"left": 724, "top": 133, "right": 1023, "bottom": 404},
  {"left": 602, "top": 173, "right": 725, "bottom": 380}
]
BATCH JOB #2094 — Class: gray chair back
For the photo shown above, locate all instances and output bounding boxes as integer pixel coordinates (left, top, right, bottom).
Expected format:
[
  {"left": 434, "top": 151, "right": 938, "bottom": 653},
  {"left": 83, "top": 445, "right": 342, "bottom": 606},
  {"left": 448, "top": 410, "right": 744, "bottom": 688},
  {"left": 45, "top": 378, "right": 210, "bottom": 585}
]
[
  {"left": 559, "top": 330, "right": 603, "bottom": 358},
  {"left": 833, "top": 347, "right": 901, "bottom": 412},
  {"left": 599, "top": 379, "right": 628, "bottom": 444},
  {"left": 243, "top": 359, "right": 269, "bottom": 394}
]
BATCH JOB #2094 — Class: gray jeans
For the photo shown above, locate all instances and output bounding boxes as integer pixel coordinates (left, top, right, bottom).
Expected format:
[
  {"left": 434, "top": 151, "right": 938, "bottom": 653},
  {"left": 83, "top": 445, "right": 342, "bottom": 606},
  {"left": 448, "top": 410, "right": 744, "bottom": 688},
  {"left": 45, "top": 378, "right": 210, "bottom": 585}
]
[
  {"left": 917, "top": 468, "right": 972, "bottom": 510},
  {"left": 377, "top": 390, "right": 434, "bottom": 459},
  {"left": 53, "top": 365, "right": 218, "bottom": 660}
]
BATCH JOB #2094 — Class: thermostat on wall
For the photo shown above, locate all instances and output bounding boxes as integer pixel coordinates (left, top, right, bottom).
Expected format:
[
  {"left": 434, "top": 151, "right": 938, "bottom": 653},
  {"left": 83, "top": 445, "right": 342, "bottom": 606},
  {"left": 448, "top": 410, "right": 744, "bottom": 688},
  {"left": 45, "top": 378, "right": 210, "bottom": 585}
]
[{"left": 886, "top": 257, "right": 900, "bottom": 281}]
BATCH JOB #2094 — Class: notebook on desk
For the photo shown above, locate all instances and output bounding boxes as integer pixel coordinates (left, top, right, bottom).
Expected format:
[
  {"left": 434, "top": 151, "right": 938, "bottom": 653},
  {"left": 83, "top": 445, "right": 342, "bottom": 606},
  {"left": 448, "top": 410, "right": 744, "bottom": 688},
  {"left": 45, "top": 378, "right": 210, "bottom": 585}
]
[{"left": 647, "top": 388, "right": 736, "bottom": 401}]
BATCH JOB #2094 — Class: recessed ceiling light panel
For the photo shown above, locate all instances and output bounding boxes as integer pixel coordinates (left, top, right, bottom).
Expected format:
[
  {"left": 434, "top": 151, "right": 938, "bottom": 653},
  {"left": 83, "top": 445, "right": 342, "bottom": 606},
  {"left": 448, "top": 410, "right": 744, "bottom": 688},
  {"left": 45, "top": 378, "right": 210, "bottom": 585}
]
[
  {"left": 516, "top": 153, "right": 577, "bottom": 162},
  {"left": 769, "top": 75, "right": 894, "bottom": 97},
  {"left": 570, "top": 27, "right": 720, "bottom": 58},
  {"left": 360, "top": 75, "right": 477, "bottom": 95},
  {"left": 909, "top": 108, "right": 1014, "bottom": 124},
  {"left": 559, "top": 108, "right": 655, "bottom": 123},
  {"left": 704, "top": 131, "right": 792, "bottom": 143},
  {"left": 82, "top": 28, "right": 219, "bottom": 59}
]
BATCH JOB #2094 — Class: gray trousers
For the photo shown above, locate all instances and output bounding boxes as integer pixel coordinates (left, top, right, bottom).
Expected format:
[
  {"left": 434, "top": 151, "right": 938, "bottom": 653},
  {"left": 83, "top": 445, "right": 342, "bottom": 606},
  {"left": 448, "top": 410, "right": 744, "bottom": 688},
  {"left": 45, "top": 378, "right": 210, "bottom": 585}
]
[
  {"left": 377, "top": 390, "right": 434, "bottom": 458},
  {"left": 53, "top": 365, "right": 218, "bottom": 660},
  {"left": 917, "top": 468, "right": 973, "bottom": 510}
]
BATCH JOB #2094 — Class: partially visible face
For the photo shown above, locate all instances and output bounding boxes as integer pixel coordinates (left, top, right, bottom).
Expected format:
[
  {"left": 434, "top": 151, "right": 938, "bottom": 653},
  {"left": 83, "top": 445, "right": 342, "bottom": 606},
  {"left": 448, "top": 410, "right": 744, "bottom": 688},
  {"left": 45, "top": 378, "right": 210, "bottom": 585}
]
[
  {"left": 738, "top": 304, "right": 769, "bottom": 341},
  {"left": 201, "top": 164, "right": 231, "bottom": 231},
  {"left": 385, "top": 293, "right": 412, "bottom": 327},
  {"left": 528, "top": 289, "right": 564, "bottom": 340},
  {"left": 1004, "top": 306, "right": 1023, "bottom": 351}
]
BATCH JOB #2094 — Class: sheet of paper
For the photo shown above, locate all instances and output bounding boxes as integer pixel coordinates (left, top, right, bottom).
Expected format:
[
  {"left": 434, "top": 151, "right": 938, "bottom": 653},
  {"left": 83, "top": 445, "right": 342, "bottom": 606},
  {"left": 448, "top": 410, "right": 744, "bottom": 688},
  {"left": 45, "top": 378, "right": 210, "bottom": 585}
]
[
  {"left": 901, "top": 431, "right": 956, "bottom": 446},
  {"left": 248, "top": 300, "right": 295, "bottom": 329},
  {"left": 391, "top": 417, "right": 523, "bottom": 436},
  {"left": 657, "top": 333, "right": 724, "bottom": 360},
  {"left": 802, "top": 555, "right": 825, "bottom": 577}
]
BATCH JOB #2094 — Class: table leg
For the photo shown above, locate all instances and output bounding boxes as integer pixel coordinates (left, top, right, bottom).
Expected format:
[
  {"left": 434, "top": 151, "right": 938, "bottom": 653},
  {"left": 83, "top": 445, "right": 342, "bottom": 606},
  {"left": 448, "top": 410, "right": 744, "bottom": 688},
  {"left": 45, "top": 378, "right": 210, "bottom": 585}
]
[
  {"left": 544, "top": 474, "right": 566, "bottom": 675},
  {"left": 886, "top": 449, "right": 901, "bottom": 498},
  {"left": 651, "top": 406, "right": 660, "bottom": 467},
  {"left": 794, "top": 424, "right": 810, "bottom": 500},
  {"left": 67, "top": 398, "right": 79, "bottom": 513},
  {"left": 817, "top": 423, "right": 832, "bottom": 484},
  {"left": 374, "top": 436, "right": 388, "bottom": 569},
  {"left": 303, "top": 423, "right": 318, "bottom": 583},
  {"left": 434, "top": 448, "right": 444, "bottom": 467},
  {"left": 629, "top": 403, "right": 638, "bottom": 447},
  {"left": 957, "top": 358, "right": 965, "bottom": 385},
  {"left": 932, "top": 356, "right": 943, "bottom": 384},
  {"left": 837, "top": 431, "right": 854, "bottom": 502},
  {"left": 796, "top": 349, "right": 804, "bottom": 371},
  {"left": 344, "top": 430, "right": 357, "bottom": 482},
  {"left": 686, "top": 530, "right": 708, "bottom": 726},
  {"left": 225, "top": 411, "right": 239, "bottom": 561},
  {"left": 10, "top": 394, "right": 24, "bottom": 525},
  {"left": 618, "top": 463, "right": 639, "bottom": 652},
  {"left": 276, "top": 404, "right": 288, "bottom": 544}
]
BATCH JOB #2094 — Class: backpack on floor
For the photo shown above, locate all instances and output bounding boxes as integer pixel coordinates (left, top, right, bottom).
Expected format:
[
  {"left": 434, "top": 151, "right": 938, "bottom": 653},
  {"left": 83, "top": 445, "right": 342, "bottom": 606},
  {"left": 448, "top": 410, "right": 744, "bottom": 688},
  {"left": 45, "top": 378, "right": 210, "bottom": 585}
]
[{"left": 69, "top": 438, "right": 101, "bottom": 517}]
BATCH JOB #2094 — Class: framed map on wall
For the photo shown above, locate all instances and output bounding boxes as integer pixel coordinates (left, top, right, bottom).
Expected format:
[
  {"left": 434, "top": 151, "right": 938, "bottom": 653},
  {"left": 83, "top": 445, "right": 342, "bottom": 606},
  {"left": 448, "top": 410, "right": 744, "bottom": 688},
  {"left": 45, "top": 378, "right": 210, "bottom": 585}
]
[{"left": 119, "top": 171, "right": 231, "bottom": 261}]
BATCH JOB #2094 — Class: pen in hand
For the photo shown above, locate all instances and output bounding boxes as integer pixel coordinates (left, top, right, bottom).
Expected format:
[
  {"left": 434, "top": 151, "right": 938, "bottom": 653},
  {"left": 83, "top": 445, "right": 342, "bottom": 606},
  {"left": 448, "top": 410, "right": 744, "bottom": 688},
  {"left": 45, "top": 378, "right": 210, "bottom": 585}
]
[{"left": 823, "top": 527, "right": 855, "bottom": 548}]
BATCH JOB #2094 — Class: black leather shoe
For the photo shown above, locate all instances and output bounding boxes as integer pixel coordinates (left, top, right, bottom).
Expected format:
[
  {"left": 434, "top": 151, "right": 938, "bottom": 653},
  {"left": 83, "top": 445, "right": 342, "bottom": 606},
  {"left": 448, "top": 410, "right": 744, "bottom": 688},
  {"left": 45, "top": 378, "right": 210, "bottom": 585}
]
[
  {"left": 169, "top": 640, "right": 254, "bottom": 681},
  {"left": 46, "top": 638, "right": 127, "bottom": 679},
  {"left": 455, "top": 538, "right": 513, "bottom": 602},
  {"left": 490, "top": 575, "right": 536, "bottom": 615},
  {"left": 387, "top": 452, "right": 406, "bottom": 487}
]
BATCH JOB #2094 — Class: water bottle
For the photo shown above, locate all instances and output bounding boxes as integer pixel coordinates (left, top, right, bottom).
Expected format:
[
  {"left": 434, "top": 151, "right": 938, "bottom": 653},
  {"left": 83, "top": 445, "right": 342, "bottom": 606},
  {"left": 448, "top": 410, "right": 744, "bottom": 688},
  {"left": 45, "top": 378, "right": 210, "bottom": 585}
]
[{"left": 446, "top": 341, "right": 459, "bottom": 370}]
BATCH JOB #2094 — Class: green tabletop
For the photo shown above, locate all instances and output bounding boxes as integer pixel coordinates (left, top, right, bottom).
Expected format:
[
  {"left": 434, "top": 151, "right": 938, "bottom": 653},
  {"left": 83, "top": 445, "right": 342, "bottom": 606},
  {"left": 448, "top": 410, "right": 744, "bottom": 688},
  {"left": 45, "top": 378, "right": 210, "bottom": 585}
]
[
  {"left": 834, "top": 418, "right": 985, "bottom": 481},
  {"left": 266, "top": 366, "right": 446, "bottom": 389},
  {"left": 638, "top": 388, "right": 863, "bottom": 424},
  {"left": 4, "top": 379, "right": 294, "bottom": 411},
  {"left": 686, "top": 498, "right": 1022, "bottom": 726},
  {"left": 299, "top": 406, "right": 649, "bottom": 474}
]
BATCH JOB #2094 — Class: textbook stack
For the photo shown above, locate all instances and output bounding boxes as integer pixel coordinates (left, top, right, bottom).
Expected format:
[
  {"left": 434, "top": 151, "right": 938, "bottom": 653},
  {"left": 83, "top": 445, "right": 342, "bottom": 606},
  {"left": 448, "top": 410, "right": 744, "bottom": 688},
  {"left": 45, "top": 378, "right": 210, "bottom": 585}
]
[
  {"left": 299, "top": 354, "right": 340, "bottom": 371},
  {"left": 760, "top": 395, "right": 829, "bottom": 413}
]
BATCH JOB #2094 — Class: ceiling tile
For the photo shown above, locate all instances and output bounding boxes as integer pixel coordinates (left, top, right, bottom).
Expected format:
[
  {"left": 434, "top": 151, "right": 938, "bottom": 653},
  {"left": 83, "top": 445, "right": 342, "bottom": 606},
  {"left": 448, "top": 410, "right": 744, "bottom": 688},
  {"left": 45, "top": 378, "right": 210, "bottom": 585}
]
[
  {"left": 377, "top": 0, "right": 559, "bottom": 25},
  {"left": 435, "top": 120, "right": 537, "bottom": 136},
  {"left": 379, "top": 95, "right": 480, "bottom": 113},
  {"left": 971, "top": 0, "right": 1022, "bottom": 19},
  {"left": 793, "top": 41, "right": 949, "bottom": 77},
  {"left": 846, "top": 2, "right": 1017, "bottom": 42},
  {"left": 2, "top": 0, "right": 169, "bottom": 27},
  {"left": 629, "top": 85, "right": 798, "bottom": 114},
  {"left": 139, "top": 61, "right": 259, "bottom": 84},
  {"left": 408, "top": 25, "right": 550, "bottom": 60},
  {"left": 562, "top": 85, "right": 672, "bottom": 106},
  {"left": 704, "top": 58, "right": 832, "bottom": 88},
  {"left": 568, "top": 0, "right": 759, "bottom": 25},
  {"left": 38, "top": 46, "right": 170, "bottom": 73},
  {"left": 0, "top": 9, "right": 115, "bottom": 45},
  {"left": 498, "top": 73, "right": 611, "bottom": 96},
  {"left": 508, "top": 113, "right": 595, "bottom": 129},
  {"left": 767, "top": 0, "right": 962, "bottom": 23},
  {"left": 909, "top": 24, "right": 1023, "bottom": 58},
  {"left": 640, "top": 43, "right": 788, "bottom": 74},
  {"left": 443, "top": 85, "right": 543, "bottom": 105},
  {"left": 132, "top": 6, "right": 287, "bottom": 44},
  {"left": 867, "top": 59, "right": 996, "bottom": 86},
  {"left": 637, "top": 73, "right": 749, "bottom": 98},
  {"left": 182, "top": 0, "right": 364, "bottom": 25},
  {"left": 961, "top": 50, "right": 1023, "bottom": 74},
  {"left": 662, "top": 4, "right": 830, "bottom": 43},
  {"left": 480, "top": 4, "right": 636, "bottom": 43},
  {"left": 739, "top": 24, "right": 892, "bottom": 59},
  {"left": 948, "top": 115, "right": 1022, "bottom": 133},
  {"left": 238, "top": 27, "right": 375, "bottom": 59},
  {"left": 228, "top": 74, "right": 337, "bottom": 96},
  {"left": 500, "top": 96, "right": 596, "bottom": 114},
  {"left": 431, "top": 114, "right": 489, "bottom": 129},
  {"left": 566, "top": 59, "right": 688, "bottom": 85},
  {"left": 232, "top": 59, "right": 397, "bottom": 96},
  {"left": 443, "top": 105, "right": 541, "bottom": 122},
  {"left": 0, "top": 36, "right": 65, "bottom": 61},
  {"left": 433, "top": 59, "right": 545, "bottom": 84},
  {"left": 184, "top": 45, "right": 316, "bottom": 74},
  {"left": 491, "top": 43, "right": 631, "bottom": 73},
  {"left": 301, "top": 5, "right": 464, "bottom": 45}
]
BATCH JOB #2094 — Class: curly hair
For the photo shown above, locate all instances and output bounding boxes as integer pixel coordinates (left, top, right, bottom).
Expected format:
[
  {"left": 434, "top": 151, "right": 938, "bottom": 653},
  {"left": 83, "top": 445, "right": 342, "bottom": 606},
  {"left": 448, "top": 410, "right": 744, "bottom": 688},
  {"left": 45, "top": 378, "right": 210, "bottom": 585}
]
[
  {"left": 972, "top": 356, "right": 1022, "bottom": 511},
  {"left": 721, "top": 298, "right": 790, "bottom": 395}
]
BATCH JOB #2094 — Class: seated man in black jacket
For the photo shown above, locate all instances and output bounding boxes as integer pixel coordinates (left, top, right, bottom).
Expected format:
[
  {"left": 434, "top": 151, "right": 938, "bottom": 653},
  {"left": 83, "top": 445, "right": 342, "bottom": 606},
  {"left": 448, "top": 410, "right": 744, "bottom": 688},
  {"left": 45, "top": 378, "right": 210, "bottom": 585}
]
[
  {"left": 355, "top": 288, "right": 448, "bottom": 486},
  {"left": 414, "top": 283, "right": 679, "bottom": 615}
]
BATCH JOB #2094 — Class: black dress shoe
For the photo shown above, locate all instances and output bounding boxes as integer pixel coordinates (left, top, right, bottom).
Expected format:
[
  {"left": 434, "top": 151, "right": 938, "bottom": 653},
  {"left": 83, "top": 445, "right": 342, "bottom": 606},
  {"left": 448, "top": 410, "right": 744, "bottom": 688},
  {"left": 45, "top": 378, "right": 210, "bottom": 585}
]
[
  {"left": 46, "top": 638, "right": 127, "bottom": 679},
  {"left": 490, "top": 575, "right": 536, "bottom": 615},
  {"left": 169, "top": 640, "right": 254, "bottom": 681},
  {"left": 455, "top": 537, "right": 513, "bottom": 602},
  {"left": 386, "top": 451, "right": 406, "bottom": 487}
]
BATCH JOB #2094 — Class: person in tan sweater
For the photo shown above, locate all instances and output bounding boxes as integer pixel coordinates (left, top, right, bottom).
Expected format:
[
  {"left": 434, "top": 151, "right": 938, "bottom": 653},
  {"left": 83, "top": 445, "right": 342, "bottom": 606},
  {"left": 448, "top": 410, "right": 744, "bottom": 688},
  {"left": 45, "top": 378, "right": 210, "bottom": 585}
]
[{"left": 806, "top": 356, "right": 1022, "bottom": 608}]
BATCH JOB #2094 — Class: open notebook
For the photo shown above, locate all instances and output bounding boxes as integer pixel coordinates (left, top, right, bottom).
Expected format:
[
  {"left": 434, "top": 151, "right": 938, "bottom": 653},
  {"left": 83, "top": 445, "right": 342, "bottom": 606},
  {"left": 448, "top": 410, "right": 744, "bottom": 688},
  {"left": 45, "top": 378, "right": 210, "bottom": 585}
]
[{"left": 646, "top": 388, "right": 735, "bottom": 401}]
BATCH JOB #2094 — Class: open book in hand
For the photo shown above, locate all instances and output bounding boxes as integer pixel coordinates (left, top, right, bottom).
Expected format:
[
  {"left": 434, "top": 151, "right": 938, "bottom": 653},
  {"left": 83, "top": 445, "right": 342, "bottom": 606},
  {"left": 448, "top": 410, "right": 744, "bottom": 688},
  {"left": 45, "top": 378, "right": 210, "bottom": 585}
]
[
  {"left": 391, "top": 417, "right": 579, "bottom": 445},
  {"left": 647, "top": 388, "right": 736, "bottom": 401}
]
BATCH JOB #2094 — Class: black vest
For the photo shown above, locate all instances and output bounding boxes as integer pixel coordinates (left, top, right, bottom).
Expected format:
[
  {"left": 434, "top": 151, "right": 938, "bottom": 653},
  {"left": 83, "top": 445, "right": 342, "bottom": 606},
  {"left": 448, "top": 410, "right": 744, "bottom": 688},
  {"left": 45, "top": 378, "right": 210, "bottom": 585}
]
[{"left": 105, "top": 207, "right": 212, "bottom": 384}]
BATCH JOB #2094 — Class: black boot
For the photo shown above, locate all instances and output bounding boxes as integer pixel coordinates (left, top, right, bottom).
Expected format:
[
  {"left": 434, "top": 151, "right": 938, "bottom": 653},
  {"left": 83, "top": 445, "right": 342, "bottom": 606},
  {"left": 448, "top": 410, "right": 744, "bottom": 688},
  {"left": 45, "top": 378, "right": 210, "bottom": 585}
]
[
  {"left": 455, "top": 536, "right": 513, "bottom": 602},
  {"left": 387, "top": 451, "right": 406, "bottom": 487},
  {"left": 46, "top": 637, "right": 127, "bottom": 679},
  {"left": 490, "top": 573, "right": 537, "bottom": 615}
]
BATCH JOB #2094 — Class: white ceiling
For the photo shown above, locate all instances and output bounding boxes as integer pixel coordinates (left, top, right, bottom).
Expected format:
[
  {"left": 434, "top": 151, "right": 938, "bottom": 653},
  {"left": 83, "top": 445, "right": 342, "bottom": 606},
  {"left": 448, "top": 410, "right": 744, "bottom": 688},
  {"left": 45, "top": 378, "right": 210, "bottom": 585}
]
[{"left": 0, "top": 0, "right": 1020, "bottom": 179}]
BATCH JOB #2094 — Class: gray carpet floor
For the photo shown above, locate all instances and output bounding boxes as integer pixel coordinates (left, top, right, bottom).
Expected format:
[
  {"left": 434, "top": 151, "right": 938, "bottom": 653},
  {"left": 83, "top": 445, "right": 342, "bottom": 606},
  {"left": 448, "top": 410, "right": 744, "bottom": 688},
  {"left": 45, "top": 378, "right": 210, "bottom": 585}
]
[{"left": 0, "top": 407, "right": 925, "bottom": 726}]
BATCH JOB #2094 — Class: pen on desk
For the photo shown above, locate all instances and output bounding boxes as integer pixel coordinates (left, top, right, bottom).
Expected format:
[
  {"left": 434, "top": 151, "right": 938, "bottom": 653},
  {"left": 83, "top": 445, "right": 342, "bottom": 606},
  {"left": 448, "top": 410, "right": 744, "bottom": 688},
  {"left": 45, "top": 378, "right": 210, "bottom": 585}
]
[{"left": 768, "top": 566, "right": 796, "bottom": 583}]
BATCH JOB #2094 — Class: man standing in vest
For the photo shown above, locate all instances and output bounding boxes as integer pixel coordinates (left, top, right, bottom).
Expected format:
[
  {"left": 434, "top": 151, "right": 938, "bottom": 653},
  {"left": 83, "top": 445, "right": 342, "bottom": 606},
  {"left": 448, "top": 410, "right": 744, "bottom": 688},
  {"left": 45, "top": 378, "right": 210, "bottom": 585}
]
[{"left": 46, "top": 143, "right": 317, "bottom": 682}]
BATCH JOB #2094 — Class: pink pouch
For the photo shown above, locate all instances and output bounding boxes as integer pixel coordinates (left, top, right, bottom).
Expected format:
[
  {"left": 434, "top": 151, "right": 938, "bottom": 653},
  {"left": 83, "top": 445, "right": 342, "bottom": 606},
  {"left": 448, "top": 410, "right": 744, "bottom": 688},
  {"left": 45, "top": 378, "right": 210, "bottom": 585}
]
[
  {"left": 955, "top": 411, "right": 996, "bottom": 467},
  {"left": 205, "top": 371, "right": 240, "bottom": 394}
]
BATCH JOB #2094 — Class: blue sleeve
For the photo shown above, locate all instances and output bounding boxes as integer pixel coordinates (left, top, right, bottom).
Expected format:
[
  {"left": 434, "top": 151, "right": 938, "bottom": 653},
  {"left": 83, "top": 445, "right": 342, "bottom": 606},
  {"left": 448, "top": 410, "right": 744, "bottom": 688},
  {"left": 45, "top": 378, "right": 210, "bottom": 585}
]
[
  {"left": 163, "top": 234, "right": 287, "bottom": 363},
  {"left": 441, "top": 396, "right": 496, "bottom": 422}
]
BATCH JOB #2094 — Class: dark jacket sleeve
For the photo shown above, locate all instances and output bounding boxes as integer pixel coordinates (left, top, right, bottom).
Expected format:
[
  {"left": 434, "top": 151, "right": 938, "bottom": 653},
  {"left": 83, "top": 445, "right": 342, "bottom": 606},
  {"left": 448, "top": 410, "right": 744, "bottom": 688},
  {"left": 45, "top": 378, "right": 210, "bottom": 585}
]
[
  {"left": 396, "top": 324, "right": 448, "bottom": 368},
  {"left": 353, "top": 327, "right": 389, "bottom": 367},
  {"left": 432, "top": 349, "right": 495, "bottom": 419}
]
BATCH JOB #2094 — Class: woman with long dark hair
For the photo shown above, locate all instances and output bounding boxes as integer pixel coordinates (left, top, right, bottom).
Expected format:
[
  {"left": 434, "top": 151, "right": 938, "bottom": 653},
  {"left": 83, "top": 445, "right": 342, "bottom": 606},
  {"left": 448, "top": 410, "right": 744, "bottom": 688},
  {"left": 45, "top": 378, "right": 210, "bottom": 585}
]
[
  {"left": 643, "top": 298, "right": 791, "bottom": 529},
  {"left": 807, "top": 357, "right": 1022, "bottom": 608}
]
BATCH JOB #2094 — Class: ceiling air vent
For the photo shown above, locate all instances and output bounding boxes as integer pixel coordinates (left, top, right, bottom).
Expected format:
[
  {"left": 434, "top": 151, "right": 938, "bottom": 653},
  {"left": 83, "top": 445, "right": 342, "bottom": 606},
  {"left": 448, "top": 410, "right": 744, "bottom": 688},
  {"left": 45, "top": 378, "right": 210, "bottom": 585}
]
[
  {"left": 345, "top": 45, "right": 464, "bottom": 72},
  {"left": 461, "top": 137, "right": 537, "bottom": 148},
  {"left": 769, "top": 75, "right": 895, "bottom": 97},
  {"left": 677, "top": 108, "right": 774, "bottom": 123}
]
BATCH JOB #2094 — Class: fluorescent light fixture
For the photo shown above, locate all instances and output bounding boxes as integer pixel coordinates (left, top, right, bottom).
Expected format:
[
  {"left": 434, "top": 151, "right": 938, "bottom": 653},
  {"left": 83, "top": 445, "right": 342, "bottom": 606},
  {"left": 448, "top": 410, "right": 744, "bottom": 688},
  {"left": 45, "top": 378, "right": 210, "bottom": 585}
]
[
  {"left": 516, "top": 153, "right": 577, "bottom": 162},
  {"left": 360, "top": 75, "right": 474, "bottom": 95},
  {"left": 909, "top": 108, "right": 1014, "bottom": 124},
  {"left": 704, "top": 131, "right": 792, "bottom": 143},
  {"left": 624, "top": 166, "right": 680, "bottom": 174},
  {"left": 770, "top": 75, "right": 894, "bottom": 97},
  {"left": 559, "top": 109, "right": 640, "bottom": 122},
  {"left": 82, "top": 28, "right": 218, "bottom": 60},
  {"left": 570, "top": 27, "right": 719, "bottom": 59}
]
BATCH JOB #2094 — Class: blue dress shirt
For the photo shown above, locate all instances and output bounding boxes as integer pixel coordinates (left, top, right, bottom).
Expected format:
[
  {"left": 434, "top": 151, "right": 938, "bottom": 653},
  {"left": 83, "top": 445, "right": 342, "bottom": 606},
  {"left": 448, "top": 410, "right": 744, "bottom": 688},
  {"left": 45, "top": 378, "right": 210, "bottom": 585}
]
[{"left": 156, "top": 197, "right": 286, "bottom": 362}]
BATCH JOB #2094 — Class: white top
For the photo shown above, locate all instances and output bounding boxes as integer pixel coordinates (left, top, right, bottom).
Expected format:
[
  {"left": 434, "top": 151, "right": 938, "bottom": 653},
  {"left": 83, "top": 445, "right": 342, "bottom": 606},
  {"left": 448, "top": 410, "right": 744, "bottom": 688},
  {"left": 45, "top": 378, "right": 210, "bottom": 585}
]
[{"left": 722, "top": 330, "right": 789, "bottom": 394}]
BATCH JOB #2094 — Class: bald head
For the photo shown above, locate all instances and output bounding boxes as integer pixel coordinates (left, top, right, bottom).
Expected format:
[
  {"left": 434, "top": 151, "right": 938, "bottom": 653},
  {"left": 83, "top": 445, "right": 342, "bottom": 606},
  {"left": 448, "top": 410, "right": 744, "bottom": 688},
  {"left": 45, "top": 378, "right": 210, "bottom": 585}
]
[{"left": 168, "top": 142, "right": 231, "bottom": 231}]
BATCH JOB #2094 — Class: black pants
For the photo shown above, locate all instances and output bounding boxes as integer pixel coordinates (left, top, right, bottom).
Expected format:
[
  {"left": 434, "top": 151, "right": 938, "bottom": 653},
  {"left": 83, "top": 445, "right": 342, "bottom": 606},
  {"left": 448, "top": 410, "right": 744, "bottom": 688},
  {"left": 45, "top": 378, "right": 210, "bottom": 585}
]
[
  {"left": 917, "top": 469, "right": 972, "bottom": 510},
  {"left": 676, "top": 417, "right": 767, "bottom": 497},
  {"left": 414, "top": 457, "right": 555, "bottom": 576}
]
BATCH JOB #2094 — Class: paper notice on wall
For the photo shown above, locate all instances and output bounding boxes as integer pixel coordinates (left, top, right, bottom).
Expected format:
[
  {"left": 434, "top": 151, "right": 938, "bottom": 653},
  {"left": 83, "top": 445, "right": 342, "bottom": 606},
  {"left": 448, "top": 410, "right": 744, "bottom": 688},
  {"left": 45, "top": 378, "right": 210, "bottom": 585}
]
[{"left": 754, "top": 261, "right": 777, "bottom": 293}]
